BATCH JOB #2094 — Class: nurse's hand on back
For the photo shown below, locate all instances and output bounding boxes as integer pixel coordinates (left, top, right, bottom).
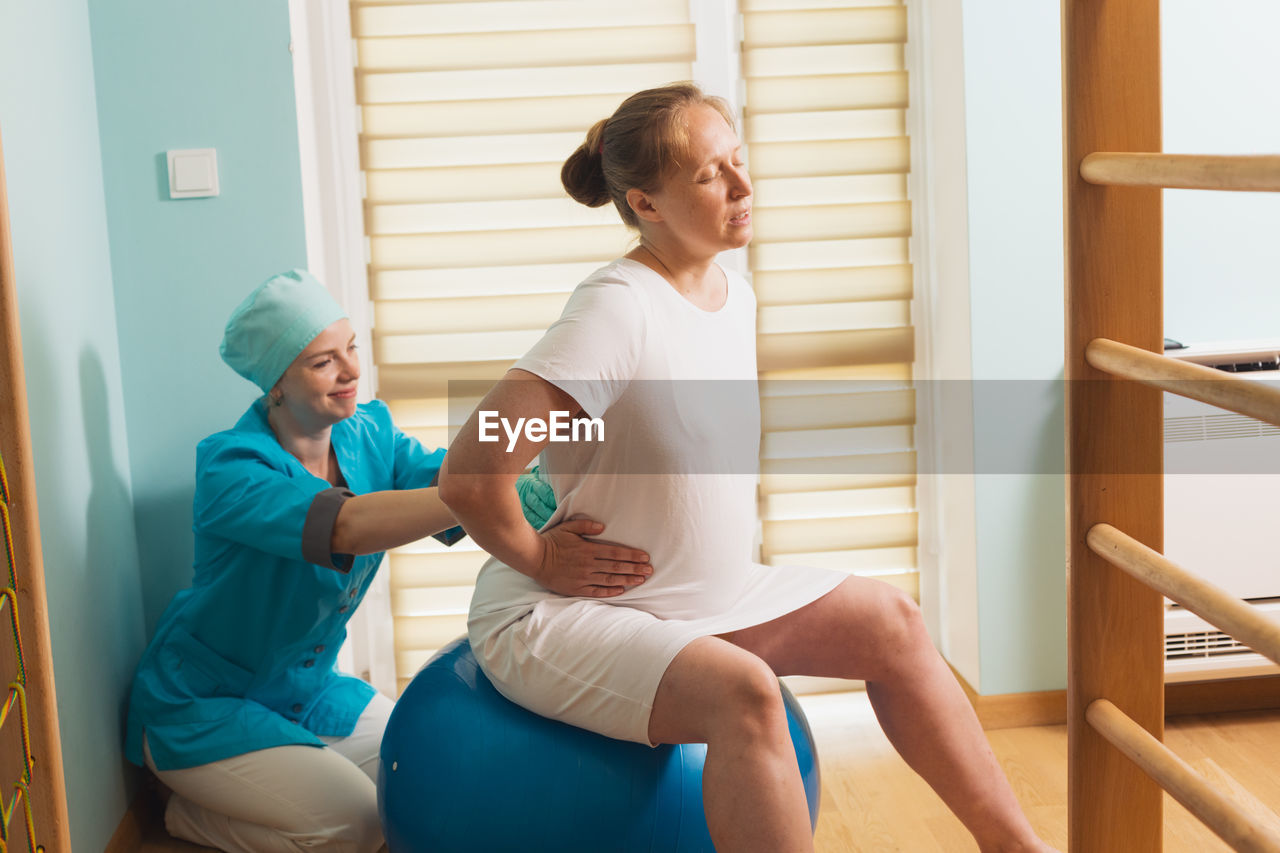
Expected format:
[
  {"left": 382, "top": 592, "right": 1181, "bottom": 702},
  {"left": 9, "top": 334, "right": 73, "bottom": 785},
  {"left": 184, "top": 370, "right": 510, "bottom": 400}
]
[{"left": 123, "top": 269, "right": 649, "bottom": 853}]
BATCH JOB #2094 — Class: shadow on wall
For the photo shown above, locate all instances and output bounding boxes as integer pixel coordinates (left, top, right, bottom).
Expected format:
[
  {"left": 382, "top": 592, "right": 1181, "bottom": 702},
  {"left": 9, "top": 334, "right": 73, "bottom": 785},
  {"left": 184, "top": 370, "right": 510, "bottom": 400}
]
[
  {"left": 80, "top": 347, "right": 144, "bottom": 733},
  {"left": 17, "top": 315, "right": 147, "bottom": 833},
  {"left": 131, "top": 485, "right": 196, "bottom": 637}
]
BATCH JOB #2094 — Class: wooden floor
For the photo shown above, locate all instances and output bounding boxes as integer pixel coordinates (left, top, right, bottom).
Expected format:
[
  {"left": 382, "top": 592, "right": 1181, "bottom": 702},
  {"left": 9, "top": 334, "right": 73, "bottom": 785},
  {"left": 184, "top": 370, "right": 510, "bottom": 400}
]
[
  {"left": 804, "top": 691, "right": 1280, "bottom": 852},
  {"left": 138, "top": 813, "right": 216, "bottom": 853},
  {"left": 136, "top": 691, "right": 1280, "bottom": 852},
  {"left": 139, "top": 825, "right": 216, "bottom": 852}
]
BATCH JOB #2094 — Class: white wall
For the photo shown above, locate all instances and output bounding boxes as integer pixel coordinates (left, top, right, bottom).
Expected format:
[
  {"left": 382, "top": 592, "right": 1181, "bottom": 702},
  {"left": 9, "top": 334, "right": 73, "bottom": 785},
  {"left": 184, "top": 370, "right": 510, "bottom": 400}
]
[
  {"left": 1163, "top": 0, "right": 1280, "bottom": 346},
  {"left": 959, "top": 0, "right": 1067, "bottom": 696},
  {"left": 919, "top": 0, "right": 1280, "bottom": 696},
  {"left": 914, "top": 0, "right": 1071, "bottom": 696}
]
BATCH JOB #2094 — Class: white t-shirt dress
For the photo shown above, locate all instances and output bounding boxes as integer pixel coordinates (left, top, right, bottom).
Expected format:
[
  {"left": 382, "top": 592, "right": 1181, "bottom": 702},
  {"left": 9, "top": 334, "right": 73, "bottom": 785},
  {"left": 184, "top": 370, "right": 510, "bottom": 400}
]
[{"left": 468, "top": 258, "right": 844, "bottom": 744}]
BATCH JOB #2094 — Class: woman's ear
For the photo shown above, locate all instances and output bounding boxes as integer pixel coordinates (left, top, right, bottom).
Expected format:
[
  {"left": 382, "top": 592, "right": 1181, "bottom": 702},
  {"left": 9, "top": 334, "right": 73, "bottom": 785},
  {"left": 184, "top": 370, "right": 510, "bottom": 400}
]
[{"left": 626, "top": 188, "right": 663, "bottom": 224}]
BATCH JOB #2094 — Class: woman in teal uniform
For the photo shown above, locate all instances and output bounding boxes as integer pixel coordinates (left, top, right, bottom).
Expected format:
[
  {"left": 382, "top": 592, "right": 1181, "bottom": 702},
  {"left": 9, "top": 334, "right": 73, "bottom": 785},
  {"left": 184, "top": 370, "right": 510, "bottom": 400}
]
[{"left": 124, "top": 270, "right": 650, "bottom": 852}]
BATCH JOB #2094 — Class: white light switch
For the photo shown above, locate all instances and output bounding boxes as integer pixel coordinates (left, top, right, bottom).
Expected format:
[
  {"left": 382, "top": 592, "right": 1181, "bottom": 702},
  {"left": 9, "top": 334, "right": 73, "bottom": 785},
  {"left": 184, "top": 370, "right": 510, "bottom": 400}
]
[{"left": 168, "top": 148, "right": 219, "bottom": 199}]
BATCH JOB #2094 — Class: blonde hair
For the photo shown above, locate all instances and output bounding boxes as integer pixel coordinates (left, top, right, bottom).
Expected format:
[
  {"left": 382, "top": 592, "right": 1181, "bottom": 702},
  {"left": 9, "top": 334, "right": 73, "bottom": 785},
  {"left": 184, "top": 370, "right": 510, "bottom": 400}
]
[{"left": 560, "top": 83, "right": 734, "bottom": 228}]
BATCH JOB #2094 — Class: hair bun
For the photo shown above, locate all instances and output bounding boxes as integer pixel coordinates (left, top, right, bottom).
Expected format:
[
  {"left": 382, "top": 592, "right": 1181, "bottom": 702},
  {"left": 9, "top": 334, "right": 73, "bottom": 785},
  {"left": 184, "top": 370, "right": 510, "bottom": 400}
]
[{"left": 560, "top": 120, "right": 611, "bottom": 208}]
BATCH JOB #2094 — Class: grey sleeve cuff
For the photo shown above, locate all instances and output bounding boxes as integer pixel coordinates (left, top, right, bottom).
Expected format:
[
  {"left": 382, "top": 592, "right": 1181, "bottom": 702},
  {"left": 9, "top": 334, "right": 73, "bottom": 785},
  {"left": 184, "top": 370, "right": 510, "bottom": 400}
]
[
  {"left": 432, "top": 525, "right": 467, "bottom": 547},
  {"left": 303, "top": 486, "right": 356, "bottom": 573}
]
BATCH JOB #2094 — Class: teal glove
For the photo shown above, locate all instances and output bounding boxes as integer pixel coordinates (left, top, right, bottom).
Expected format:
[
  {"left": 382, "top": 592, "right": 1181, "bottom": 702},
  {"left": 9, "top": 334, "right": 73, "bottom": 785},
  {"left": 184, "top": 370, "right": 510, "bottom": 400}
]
[{"left": 515, "top": 465, "right": 557, "bottom": 529}]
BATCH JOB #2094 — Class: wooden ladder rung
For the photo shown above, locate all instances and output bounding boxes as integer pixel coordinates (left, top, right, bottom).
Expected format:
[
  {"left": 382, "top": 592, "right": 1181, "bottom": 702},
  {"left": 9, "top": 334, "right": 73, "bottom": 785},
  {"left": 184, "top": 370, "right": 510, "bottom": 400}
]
[
  {"left": 1080, "top": 153, "right": 1280, "bottom": 191},
  {"left": 1087, "top": 523, "right": 1280, "bottom": 667},
  {"left": 1085, "top": 338, "right": 1280, "bottom": 429},
  {"left": 1192, "top": 758, "right": 1280, "bottom": 845},
  {"left": 1087, "top": 699, "right": 1280, "bottom": 853}
]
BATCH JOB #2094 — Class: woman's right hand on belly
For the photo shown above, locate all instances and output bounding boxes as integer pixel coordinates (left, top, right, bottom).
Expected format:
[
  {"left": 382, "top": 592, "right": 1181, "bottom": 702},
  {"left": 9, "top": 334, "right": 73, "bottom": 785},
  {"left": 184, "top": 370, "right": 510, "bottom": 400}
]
[{"left": 535, "top": 517, "right": 652, "bottom": 598}]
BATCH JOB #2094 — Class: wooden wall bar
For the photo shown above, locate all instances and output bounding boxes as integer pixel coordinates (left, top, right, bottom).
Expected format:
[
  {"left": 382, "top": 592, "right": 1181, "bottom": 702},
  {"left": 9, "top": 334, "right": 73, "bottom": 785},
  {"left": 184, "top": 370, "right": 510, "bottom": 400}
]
[
  {"left": 1088, "top": 523, "right": 1280, "bottom": 668},
  {"left": 1087, "top": 699, "right": 1280, "bottom": 852},
  {"left": 1062, "top": 0, "right": 1165, "bottom": 849},
  {"left": 0, "top": 128, "right": 72, "bottom": 849},
  {"left": 1080, "top": 153, "right": 1280, "bottom": 192},
  {"left": 1085, "top": 338, "right": 1280, "bottom": 428}
]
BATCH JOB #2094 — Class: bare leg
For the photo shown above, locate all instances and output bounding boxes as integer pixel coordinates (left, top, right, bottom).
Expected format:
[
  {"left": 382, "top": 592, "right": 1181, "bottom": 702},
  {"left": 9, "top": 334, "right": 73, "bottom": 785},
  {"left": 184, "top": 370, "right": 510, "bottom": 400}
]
[
  {"left": 648, "top": 637, "right": 814, "bottom": 852},
  {"left": 724, "top": 577, "right": 1058, "bottom": 853}
]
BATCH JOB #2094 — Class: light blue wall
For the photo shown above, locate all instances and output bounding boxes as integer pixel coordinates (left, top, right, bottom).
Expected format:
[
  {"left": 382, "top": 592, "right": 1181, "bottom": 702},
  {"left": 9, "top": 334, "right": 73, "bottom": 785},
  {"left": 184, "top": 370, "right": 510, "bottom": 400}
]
[
  {"left": 87, "top": 0, "right": 308, "bottom": 636},
  {"left": 0, "top": 3, "right": 146, "bottom": 850},
  {"left": 1162, "top": 0, "right": 1280, "bottom": 345},
  {"left": 3, "top": 1, "right": 307, "bottom": 847},
  {"left": 956, "top": 1, "right": 1280, "bottom": 696},
  {"left": 960, "top": 0, "right": 1067, "bottom": 695}
]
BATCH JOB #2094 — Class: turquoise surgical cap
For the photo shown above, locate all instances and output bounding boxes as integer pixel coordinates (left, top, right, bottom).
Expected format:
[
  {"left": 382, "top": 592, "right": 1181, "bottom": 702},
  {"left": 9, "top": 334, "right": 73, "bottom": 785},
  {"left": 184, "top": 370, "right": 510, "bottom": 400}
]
[{"left": 220, "top": 269, "right": 347, "bottom": 392}]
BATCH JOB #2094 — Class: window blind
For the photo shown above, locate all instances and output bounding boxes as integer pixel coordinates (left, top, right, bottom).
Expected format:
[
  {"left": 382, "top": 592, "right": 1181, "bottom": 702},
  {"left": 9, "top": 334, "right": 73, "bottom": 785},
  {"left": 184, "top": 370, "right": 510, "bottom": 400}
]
[
  {"left": 743, "top": 0, "right": 918, "bottom": 696},
  {"left": 352, "top": 0, "right": 918, "bottom": 695},
  {"left": 350, "top": 0, "right": 697, "bottom": 693}
]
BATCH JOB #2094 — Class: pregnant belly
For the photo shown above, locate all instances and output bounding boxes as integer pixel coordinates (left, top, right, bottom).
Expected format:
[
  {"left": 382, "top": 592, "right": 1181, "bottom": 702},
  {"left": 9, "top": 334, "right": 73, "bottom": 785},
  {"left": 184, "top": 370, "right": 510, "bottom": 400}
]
[{"left": 556, "top": 473, "right": 759, "bottom": 618}]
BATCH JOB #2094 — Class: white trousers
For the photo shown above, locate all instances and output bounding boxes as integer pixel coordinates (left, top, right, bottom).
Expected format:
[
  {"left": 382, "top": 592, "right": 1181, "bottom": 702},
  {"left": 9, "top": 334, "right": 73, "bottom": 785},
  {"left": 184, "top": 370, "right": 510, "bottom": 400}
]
[{"left": 143, "top": 692, "right": 394, "bottom": 853}]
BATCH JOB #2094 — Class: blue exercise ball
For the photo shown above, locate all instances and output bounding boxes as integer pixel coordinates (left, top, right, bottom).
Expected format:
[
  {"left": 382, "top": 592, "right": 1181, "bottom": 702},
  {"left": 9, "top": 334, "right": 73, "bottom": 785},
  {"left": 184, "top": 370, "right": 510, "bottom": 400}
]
[{"left": 378, "top": 637, "right": 820, "bottom": 852}]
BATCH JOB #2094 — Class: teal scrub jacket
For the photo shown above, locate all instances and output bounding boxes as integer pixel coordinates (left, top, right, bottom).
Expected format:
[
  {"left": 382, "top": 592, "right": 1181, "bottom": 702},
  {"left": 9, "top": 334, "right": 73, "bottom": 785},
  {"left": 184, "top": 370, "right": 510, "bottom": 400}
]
[{"left": 125, "top": 398, "right": 450, "bottom": 771}]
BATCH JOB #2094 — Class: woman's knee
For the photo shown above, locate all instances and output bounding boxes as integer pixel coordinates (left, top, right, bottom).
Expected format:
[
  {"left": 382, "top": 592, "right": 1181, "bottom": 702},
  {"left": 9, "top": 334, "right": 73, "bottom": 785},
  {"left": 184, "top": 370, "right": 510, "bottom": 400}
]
[
  {"left": 251, "top": 762, "right": 384, "bottom": 852},
  {"left": 333, "top": 805, "right": 385, "bottom": 853},
  {"left": 163, "top": 788, "right": 383, "bottom": 853},
  {"left": 279, "top": 797, "right": 383, "bottom": 853},
  {"left": 650, "top": 640, "right": 786, "bottom": 745},
  {"left": 864, "top": 584, "right": 932, "bottom": 673},
  {"left": 712, "top": 653, "right": 788, "bottom": 742}
]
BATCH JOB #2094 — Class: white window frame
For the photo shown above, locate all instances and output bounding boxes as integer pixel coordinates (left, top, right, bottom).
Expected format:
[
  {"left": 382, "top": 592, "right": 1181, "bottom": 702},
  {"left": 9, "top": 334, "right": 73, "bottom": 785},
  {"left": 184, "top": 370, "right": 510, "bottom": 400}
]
[
  {"left": 905, "top": 0, "right": 979, "bottom": 686},
  {"left": 690, "top": 0, "right": 749, "bottom": 279},
  {"left": 289, "top": 0, "right": 396, "bottom": 697}
]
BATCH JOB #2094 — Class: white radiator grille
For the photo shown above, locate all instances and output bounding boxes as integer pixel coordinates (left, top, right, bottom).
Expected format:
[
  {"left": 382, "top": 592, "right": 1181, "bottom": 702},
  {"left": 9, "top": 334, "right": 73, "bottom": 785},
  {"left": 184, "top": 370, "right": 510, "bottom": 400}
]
[
  {"left": 1163, "top": 599, "right": 1280, "bottom": 682},
  {"left": 1165, "top": 412, "right": 1280, "bottom": 443},
  {"left": 1165, "top": 629, "right": 1252, "bottom": 660}
]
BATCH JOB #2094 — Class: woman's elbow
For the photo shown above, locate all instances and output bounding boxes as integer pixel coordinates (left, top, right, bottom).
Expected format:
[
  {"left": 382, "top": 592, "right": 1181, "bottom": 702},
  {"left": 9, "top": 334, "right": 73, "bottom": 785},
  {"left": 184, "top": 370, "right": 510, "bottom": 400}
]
[
  {"left": 437, "top": 468, "right": 479, "bottom": 513},
  {"left": 438, "top": 465, "right": 515, "bottom": 517}
]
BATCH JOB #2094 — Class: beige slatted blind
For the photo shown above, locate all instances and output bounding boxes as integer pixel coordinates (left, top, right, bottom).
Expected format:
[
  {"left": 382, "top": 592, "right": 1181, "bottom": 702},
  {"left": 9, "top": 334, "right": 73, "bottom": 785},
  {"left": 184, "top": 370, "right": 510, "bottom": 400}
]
[
  {"left": 743, "top": 0, "right": 919, "bottom": 671},
  {"left": 355, "top": 0, "right": 918, "bottom": 694},
  {"left": 350, "top": 0, "right": 696, "bottom": 693}
]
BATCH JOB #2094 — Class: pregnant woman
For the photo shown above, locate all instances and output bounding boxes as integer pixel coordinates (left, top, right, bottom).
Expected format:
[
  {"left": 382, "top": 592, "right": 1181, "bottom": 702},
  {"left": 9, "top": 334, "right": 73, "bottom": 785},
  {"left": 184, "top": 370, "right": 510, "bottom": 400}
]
[{"left": 440, "top": 84, "right": 1055, "bottom": 853}]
